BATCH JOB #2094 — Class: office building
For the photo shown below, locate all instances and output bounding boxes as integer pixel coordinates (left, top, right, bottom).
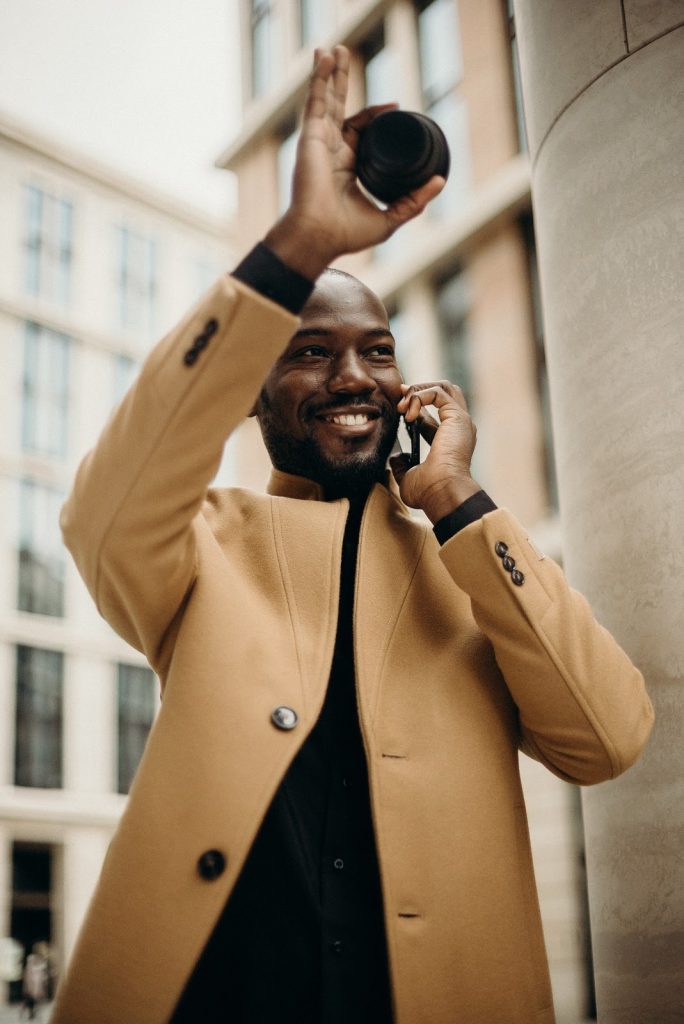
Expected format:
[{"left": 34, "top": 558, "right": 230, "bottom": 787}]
[{"left": 0, "top": 113, "right": 233, "bottom": 1004}]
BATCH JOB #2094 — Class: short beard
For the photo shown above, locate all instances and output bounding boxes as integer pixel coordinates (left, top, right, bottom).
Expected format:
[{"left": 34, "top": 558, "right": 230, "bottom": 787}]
[{"left": 257, "top": 391, "right": 399, "bottom": 499}]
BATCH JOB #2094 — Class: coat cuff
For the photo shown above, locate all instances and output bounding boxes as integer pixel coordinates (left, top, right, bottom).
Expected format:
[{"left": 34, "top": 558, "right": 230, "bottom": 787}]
[
  {"left": 232, "top": 243, "right": 315, "bottom": 315},
  {"left": 432, "top": 490, "right": 498, "bottom": 545}
]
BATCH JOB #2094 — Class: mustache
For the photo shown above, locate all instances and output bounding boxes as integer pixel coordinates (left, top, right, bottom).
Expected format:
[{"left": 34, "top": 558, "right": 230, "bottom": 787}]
[{"left": 303, "top": 397, "right": 397, "bottom": 422}]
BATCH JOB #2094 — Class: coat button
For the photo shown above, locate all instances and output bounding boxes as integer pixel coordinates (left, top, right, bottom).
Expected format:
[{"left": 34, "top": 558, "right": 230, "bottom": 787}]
[
  {"left": 203, "top": 318, "right": 218, "bottom": 337},
  {"left": 502, "top": 555, "right": 516, "bottom": 572},
  {"left": 183, "top": 349, "right": 199, "bottom": 366},
  {"left": 495, "top": 541, "right": 508, "bottom": 558},
  {"left": 197, "top": 849, "right": 226, "bottom": 881},
  {"left": 511, "top": 569, "right": 525, "bottom": 586},
  {"left": 271, "top": 705, "right": 298, "bottom": 730}
]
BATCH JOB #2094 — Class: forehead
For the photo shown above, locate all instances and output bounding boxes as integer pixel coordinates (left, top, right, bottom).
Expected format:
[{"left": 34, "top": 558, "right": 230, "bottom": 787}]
[{"left": 300, "top": 273, "right": 390, "bottom": 329}]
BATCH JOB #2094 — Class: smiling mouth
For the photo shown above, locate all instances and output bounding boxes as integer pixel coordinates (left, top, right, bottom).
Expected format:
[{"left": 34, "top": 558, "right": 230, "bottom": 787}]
[{"left": 324, "top": 413, "right": 374, "bottom": 426}]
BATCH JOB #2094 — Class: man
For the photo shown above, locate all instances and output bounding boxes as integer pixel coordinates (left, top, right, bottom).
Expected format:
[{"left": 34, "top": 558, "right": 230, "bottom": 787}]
[{"left": 53, "top": 47, "right": 653, "bottom": 1024}]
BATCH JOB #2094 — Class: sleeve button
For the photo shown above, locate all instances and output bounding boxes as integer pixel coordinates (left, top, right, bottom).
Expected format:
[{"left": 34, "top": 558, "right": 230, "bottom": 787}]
[
  {"left": 511, "top": 569, "right": 525, "bottom": 586},
  {"left": 197, "top": 849, "right": 226, "bottom": 881},
  {"left": 495, "top": 541, "right": 508, "bottom": 558},
  {"left": 502, "top": 555, "right": 516, "bottom": 572}
]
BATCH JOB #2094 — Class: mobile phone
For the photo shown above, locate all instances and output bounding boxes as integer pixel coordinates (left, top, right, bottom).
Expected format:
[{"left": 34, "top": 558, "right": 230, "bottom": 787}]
[
  {"left": 389, "top": 417, "right": 422, "bottom": 468},
  {"left": 406, "top": 418, "right": 421, "bottom": 467}
]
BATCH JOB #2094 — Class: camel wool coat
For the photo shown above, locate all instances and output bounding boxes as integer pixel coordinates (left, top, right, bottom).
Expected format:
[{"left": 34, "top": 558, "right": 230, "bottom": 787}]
[{"left": 54, "top": 274, "right": 654, "bottom": 1024}]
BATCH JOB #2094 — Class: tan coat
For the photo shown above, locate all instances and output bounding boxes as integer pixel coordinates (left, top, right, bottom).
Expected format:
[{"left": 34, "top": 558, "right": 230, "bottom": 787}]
[{"left": 54, "top": 275, "right": 654, "bottom": 1024}]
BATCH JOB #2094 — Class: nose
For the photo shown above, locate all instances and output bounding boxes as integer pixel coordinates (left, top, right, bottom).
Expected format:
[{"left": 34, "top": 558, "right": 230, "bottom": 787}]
[{"left": 327, "top": 350, "right": 376, "bottom": 394}]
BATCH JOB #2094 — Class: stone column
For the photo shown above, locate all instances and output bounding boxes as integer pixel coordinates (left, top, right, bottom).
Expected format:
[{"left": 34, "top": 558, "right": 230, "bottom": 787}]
[{"left": 512, "top": 2, "right": 684, "bottom": 1019}]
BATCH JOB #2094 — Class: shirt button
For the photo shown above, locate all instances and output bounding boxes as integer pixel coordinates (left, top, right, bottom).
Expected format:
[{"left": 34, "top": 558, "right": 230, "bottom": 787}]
[
  {"left": 271, "top": 706, "right": 298, "bottom": 730},
  {"left": 333, "top": 858, "right": 344, "bottom": 870},
  {"left": 331, "top": 940, "right": 343, "bottom": 954}
]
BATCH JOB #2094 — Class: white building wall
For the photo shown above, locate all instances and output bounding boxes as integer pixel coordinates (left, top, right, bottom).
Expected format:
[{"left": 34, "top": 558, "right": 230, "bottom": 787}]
[{"left": 0, "top": 116, "right": 233, "bottom": 1003}]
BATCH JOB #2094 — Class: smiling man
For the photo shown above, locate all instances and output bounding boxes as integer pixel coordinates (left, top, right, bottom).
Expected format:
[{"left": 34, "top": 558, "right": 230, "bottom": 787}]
[
  {"left": 254, "top": 270, "right": 403, "bottom": 498},
  {"left": 53, "top": 46, "right": 653, "bottom": 1024}
]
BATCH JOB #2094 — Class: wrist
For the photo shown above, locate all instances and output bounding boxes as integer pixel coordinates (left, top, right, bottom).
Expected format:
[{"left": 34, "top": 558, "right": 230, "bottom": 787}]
[
  {"left": 263, "top": 213, "right": 337, "bottom": 282},
  {"left": 420, "top": 477, "right": 482, "bottom": 525}
]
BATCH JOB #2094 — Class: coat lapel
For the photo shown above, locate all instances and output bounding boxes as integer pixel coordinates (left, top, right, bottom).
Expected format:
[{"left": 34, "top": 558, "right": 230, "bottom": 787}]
[{"left": 354, "top": 483, "right": 427, "bottom": 734}]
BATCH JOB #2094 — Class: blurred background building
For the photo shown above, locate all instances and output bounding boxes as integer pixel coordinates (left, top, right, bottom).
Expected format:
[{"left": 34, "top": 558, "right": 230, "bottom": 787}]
[
  {"left": 0, "top": 115, "right": 233, "bottom": 1006},
  {"left": 0, "top": 1, "right": 599, "bottom": 1020}
]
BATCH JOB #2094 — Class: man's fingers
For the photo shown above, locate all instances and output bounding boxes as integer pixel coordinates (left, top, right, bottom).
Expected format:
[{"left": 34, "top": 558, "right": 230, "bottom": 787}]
[
  {"left": 384, "top": 175, "right": 446, "bottom": 230},
  {"left": 303, "top": 50, "right": 337, "bottom": 121},
  {"left": 331, "top": 45, "right": 351, "bottom": 127},
  {"left": 399, "top": 381, "right": 468, "bottom": 422},
  {"left": 417, "top": 408, "right": 440, "bottom": 444},
  {"left": 342, "top": 103, "right": 399, "bottom": 150},
  {"left": 389, "top": 452, "right": 411, "bottom": 488}
]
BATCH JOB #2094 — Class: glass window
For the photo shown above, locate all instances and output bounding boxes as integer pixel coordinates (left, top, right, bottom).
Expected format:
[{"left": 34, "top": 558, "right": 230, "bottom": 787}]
[
  {"left": 417, "top": 0, "right": 463, "bottom": 105},
  {"left": 22, "top": 322, "right": 70, "bottom": 459},
  {"left": 194, "top": 258, "right": 221, "bottom": 298},
  {"left": 10, "top": 842, "right": 54, "bottom": 999},
  {"left": 118, "top": 226, "right": 156, "bottom": 335},
  {"left": 416, "top": 0, "right": 470, "bottom": 214},
  {"left": 427, "top": 90, "right": 471, "bottom": 213},
  {"left": 18, "top": 480, "right": 65, "bottom": 617},
  {"left": 14, "top": 646, "right": 63, "bottom": 789},
  {"left": 362, "top": 24, "right": 397, "bottom": 108},
  {"left": 251, "top": 0, "right": 274, "bottom": 98},
  {"left": 25, "top": 186, "right": 43, "bottom": 297},
  {"left": 117, "top": 663, "right": 156, "bottom": 794},
  {"left": 388, "top": 306, "right": 409, "bottom": 371},
  {"left": 298, "top": 0, "right": 333, "bottom": 47},
  {"left": 434, "top": 268, "right": 472, "bottom": 405},
  {"left": 24, "top": 185, "right": 73, "bottom": 305},
  {"left": 113, "top": 353, "right": 139, "bottom": 407},
  {"left": 277, "top": 122, "right": 299, "bottom": 215}
]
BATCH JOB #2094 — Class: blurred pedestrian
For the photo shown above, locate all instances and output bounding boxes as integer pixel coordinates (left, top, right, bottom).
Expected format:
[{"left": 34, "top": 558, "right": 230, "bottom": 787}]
[{"left": 20, "top": 943, "right": 48, "bottom": 1020}]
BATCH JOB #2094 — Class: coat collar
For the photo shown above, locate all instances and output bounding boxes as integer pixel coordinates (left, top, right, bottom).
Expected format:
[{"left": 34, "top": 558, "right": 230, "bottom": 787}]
[
  {"left": 266, "top": 467, "right": 410, "bottom": 517},
  {"left": 266, "top": 468, "right": 325, "bottom": 501}
]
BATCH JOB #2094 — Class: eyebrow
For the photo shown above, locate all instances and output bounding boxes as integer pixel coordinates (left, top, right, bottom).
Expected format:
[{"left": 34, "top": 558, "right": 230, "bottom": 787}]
[{"left": 290, "top": 327, "right": 395, "bottom": 341}]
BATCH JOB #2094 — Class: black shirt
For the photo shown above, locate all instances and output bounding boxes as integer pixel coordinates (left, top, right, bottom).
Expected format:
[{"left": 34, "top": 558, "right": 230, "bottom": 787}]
[{"left": 172, "top": 496, "right": 393, "bottom": 1023}]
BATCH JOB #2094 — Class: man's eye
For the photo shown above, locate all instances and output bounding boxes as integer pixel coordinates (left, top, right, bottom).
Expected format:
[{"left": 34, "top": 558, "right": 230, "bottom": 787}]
[
  {"left": 297, "top": 345, "right": 329, "bottom": 358},
  {"left": 367, "top": 346, "right": 395, "bottom": 359}
]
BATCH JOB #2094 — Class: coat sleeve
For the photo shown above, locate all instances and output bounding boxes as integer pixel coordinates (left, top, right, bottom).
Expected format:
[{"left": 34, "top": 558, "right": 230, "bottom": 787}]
[
  {"left": 438, "top": 507, "right": 654, "bottom": 785},
  {"left": 60, "top": 275, "right": 298, "bottom": 673}
]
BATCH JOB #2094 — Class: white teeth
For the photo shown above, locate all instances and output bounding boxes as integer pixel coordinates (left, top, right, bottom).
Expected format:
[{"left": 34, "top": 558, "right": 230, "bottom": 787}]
[{"left": 328, "top": 413, "right": 369, "bottom": 425}]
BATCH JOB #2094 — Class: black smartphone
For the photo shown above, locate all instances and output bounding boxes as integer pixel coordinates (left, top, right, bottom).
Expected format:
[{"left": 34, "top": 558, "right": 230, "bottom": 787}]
[{"left": 406, "top": 418, "right": 421, "bottom": 467}]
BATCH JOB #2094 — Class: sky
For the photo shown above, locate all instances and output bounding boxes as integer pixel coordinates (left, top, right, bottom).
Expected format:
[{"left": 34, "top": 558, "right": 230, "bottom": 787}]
[{"left": 0, "top": 0, "right": 242, "bottom": 219}]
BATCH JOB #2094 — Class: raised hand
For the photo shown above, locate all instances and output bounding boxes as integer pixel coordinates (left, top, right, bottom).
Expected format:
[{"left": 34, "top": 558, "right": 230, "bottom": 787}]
[
  {"left": 391, "top": 381, "right": 482, "bottom": 524},
  {"left": 264, "top": 46, "right": 445, "bottom": 279}
]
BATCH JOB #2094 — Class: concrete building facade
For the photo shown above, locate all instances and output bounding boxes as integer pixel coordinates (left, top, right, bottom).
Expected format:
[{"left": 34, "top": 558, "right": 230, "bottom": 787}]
[
  {"left": 0, "top": 115, "right": 233, "bottom": 1004},
  {"left": 512, "top": 2, "right": 684, "bottom": 1018},
  {"left": 217, "top": 1, "right": 596, "bottom": 1020}
]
